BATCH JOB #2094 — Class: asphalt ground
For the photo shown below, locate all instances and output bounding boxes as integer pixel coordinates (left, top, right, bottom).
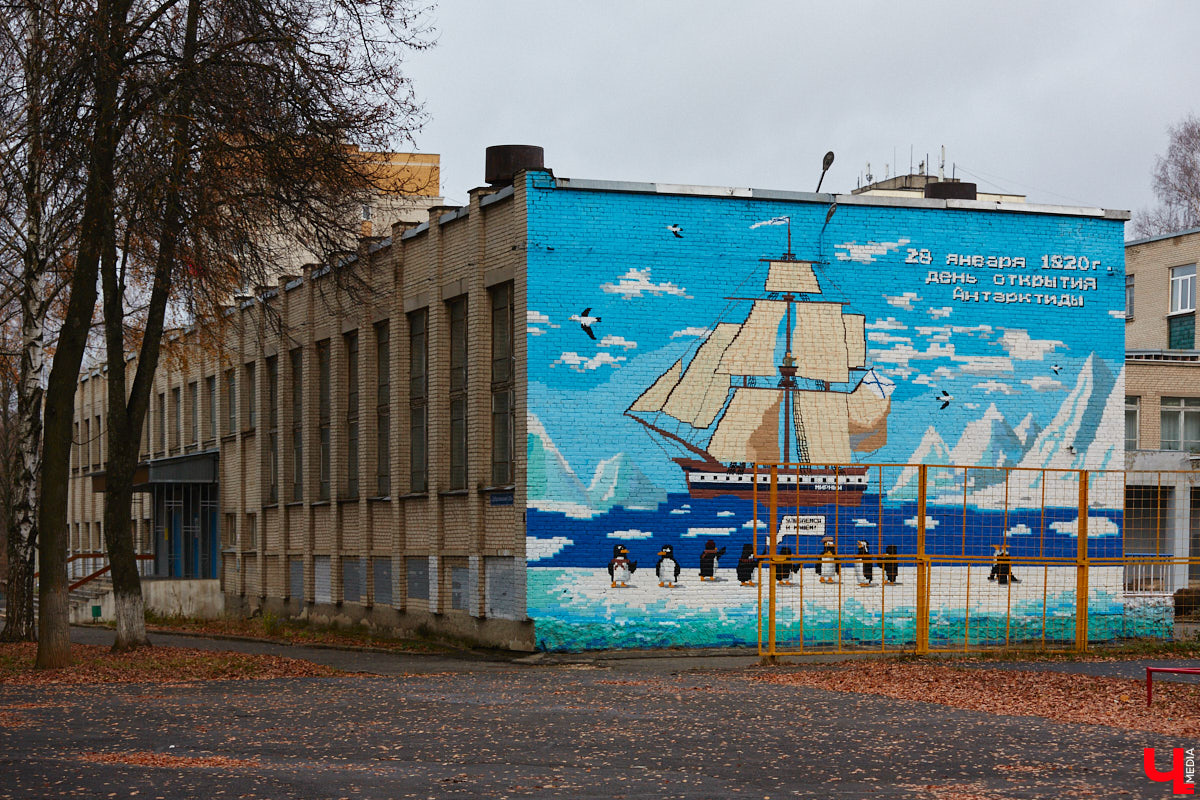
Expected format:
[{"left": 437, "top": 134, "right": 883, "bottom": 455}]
[{"left": 2, "top": 628, "right": 1197, "bottom": 798}]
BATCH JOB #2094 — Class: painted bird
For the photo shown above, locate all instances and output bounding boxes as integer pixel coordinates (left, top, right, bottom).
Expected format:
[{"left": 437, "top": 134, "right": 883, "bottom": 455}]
[
  {"left": 667, "top": 224, "right": 683, "bottom": 238},
  {"left": 1051, "top": 364, "right": 1062, "bottom": 375},
  {"left": 937, "top": 390, "right": 952, "bottom": 410},
  {"left": 570, "top": 308, "right": 601, "bottom": 340}
]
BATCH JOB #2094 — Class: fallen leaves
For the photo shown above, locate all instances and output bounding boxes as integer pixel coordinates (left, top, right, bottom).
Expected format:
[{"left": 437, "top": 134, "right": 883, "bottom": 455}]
[
  {"left": 758, "top": 661, "right": 1200, "bottom": 737},
  {"left": 0, "top": 643, "right": 339, "bottom": 685},
  {"left": 80, "top": 751, "right": 260, "bottom": 769}
]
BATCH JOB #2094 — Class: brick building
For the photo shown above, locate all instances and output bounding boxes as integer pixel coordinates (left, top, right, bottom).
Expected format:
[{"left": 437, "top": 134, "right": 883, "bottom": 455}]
[
  {"left": 1124, "top": 227, "right": 1200, "bottom": 585},
  {"left": 68, "top": 148, "right": 1130, "bottom": 651}
]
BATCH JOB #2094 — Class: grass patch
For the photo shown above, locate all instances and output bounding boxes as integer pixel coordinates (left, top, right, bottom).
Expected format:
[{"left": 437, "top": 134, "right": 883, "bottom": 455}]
[{"left": 0, "top": 642, "right": 340, "bottom": 685}]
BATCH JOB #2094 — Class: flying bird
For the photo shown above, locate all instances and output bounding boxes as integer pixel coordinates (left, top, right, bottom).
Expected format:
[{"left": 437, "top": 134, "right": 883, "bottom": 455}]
[
  {"left": 570, "top": 308, "right": 601, "bottom": 340},
  {"left": 936, "top": 390, "right": 952, "bottom": 410},
  {"left": 667, "top": 224, "right": 683, "bottom": 238},
  {"left": 1051, "top": 364, "right": 1061, "bottom": 375}
]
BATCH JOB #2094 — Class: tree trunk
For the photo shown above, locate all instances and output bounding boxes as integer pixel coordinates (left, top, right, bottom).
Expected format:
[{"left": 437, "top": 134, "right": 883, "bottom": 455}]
[{"left": 37, "top": 0, "right": 132, "bottom": 669}]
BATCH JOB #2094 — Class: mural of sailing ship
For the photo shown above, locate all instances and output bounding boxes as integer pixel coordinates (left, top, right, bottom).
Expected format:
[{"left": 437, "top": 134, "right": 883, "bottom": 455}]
[{"left": 626, "top": 244, "right": 895, "bottom": 506}]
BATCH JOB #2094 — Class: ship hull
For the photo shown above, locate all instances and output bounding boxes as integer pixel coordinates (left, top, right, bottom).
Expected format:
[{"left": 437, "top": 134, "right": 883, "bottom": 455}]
[{"left": 676, "top": 459, "right": 870, "bottom": 506}]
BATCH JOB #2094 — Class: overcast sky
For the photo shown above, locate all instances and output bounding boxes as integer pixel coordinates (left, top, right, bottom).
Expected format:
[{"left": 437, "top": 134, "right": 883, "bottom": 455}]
[{"left": 402, "top": 2, "right": 1199, "bottom": 226}]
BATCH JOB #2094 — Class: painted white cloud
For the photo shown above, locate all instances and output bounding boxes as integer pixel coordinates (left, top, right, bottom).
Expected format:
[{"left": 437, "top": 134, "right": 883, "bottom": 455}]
[
  {"left": 716, "top": 510, "right": 735, "bottom": 517},
  {"left": 598, "top": 334, "right": 637, "bottom": 350},
  {"left": 1109, "top": 309, "right": 1127, "bottom": 319},
  {"left": 884, "top": 292, "right": 921, "bottom": 310},
  {"left": 854, "top": 518, "right": 877, "bottom": 528},
  {"left": 1050, "top": 517, "right": 1120, "bottom": 538},
  {"left": 526, "top": 536, "right": 573, "bottom": 561},
  {"left": 996, "top": 329, "right": 1065, "bottom": 361},
  {"left": 1023, "top": 376, "right": 1065, "bottom": 392},
  {"left": 953, "top": 354, "right": 1013, "bottom": 376},
  {"left": 964, "top": 402, "right": 979, "bottom": 410},
  {"left": 671, "top": 326, "right": 712, "bottom": 339},
  {"left": 607, "top": 529, "right": 653, "bottom": 540},
  {"left": 836, "top": 238, "right": 910, "bottom": 264},
  {"left": 913, "top": 374, "right": 937, "bottom": 386},
  {"left": 527, "top": 310, "right": 559, "bottom": 328},
  {"left": 528, "top": 327, "right": 545, "bottom": 336},
  {"left": 1006, "top": 524, "right": 1033, "bottom": 537},
  {"left": 684, "top": 527, "right": 736, "bottom": 538},
  {"left": 868, "top": 331, "right": 911, "bottom": 345},
  {"left": 904, "top": 516, "right": 940, "bottom": 529},
  {"left": 669, "top": 508, "right": 690, "bottom": 515},
  {"left": 552, "top": 351, "right": 627, "bottom": 371},
  {"left": 928, "top": 306, "right": 952, "bottom": 319},
  {"left": 866, "top": 317, "right": 907, "bottom": 331},
  {"left": 742, "top": 519, "right": 767, "bottom": 530},
  {"left": 602, "top": 267, "right": 691, "bottom": 299},
  {"left": 868, "top": 341, "right": 955, "bottom": 372},
  {"left": 974, "top": 380, "right": 1018, "bottom": 395}
]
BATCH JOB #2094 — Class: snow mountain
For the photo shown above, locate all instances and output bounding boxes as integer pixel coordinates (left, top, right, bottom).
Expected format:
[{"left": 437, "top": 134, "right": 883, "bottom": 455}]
[{"left": 587, "top": 453, "right": 668, "bottom": 512}]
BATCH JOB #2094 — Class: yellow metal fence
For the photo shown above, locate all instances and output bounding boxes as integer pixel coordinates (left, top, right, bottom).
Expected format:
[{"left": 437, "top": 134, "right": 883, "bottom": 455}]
[{"left": 752, "top": 463, "right": 1197, "bottom": 658}]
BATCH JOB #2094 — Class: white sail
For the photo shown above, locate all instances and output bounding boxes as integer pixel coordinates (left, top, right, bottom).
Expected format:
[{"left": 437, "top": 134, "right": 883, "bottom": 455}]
[
  {"left": 791, "top": 303, "right": 851, "bottom": 383},
  {"left": 707, "top": 389, "right": 781, "bottom": 463},
  {"left": 765, "top": 260, "right": 821, "bottom": 294},
  {"left": 793, "top": 390, "right": 851, "bottom": 463},
  {"left": 716, "top": 302, "right": 785, "bottom": 377},
  {"left": 845, "top": 313, "right": 866, "bottom": 369},
  {"left": 661, "top": 323, "right": 738, "bottom": 428},
  {"left": 847, "top": 378, "right": 890, "bottom": 453},
  {"left": 629, "top": 359, "right": 682, "bottom": 413}
]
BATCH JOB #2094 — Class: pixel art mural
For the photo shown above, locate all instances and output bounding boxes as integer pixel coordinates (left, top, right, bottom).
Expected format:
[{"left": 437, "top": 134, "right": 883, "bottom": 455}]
[{"left": 522, "top": 174, "right": 1141, "bottom": 651}]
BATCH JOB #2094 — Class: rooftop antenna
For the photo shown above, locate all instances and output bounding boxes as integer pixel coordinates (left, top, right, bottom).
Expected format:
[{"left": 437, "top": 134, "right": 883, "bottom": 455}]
[
  {"left": 865, "top": 161, "right": 873, "bottom": 184},
  {"left": 938, "top": 145, "right": 945, "bottom": 180},
  {"left": 815, "top": 150, "right": 835, "bottom": 192}
]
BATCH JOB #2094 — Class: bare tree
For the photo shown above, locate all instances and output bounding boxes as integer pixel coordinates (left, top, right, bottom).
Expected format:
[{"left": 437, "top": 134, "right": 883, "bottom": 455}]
[{"left": 1134, "top": 115, "right": 1200, "bottom": 238}]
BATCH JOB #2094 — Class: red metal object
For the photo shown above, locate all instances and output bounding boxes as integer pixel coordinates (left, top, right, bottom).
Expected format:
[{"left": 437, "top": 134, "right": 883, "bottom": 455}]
[{"left": 1145, "top": 667, "right": 1200, "bottom": 707}]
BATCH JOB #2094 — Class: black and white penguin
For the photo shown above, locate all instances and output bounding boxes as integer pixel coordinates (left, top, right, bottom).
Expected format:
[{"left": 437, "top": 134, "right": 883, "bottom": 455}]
[
  {"left": 988, "top": 544, "right": 1002, "bottom": 581},
  {"left": 699, "top": 539, "right": 726, "bottom": 581},
  {"left": 881, "top": 544, "right": 899, "bottom": 585},
  {"left": 856, "top": 540, "right": 874, "bottom": 587},
  {"left": 736, "top": 543, "right": 758, "bottom": 586},
  {"left": 656, "top": 544, "right": 681, "bottom": 588},
  {"left": 815, "top": 537, "right": 839, "bottom": 584},
  {"left": 994, "top": 545, "right": 1020, "bottom": 585},
  {"left": 608, "top": 544, "right": 637, "bottom": 588},
  {"left": 776, "top": 545, "right": 797, "bottom": 585}
]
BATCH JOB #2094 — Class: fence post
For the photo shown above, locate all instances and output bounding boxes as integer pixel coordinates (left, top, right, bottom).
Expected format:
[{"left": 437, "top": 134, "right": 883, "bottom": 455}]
[
  {"left": 916, "top": 464, "right": 930, "bottom": 655},
  {"left": 1075, "top": 470, "right": 1089, "bottom": 652},
  {"left": 767, "top": 465, "right": 779, "bottom": 659}
]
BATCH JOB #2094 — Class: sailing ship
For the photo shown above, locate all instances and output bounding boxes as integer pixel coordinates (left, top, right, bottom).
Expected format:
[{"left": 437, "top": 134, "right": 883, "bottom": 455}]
[{"left": 625, "top": 245, "right": 894, "bottom": 507}]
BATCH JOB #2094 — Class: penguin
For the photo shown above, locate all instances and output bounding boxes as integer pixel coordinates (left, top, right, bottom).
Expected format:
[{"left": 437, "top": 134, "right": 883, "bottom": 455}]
[
  {"left": 994, "top": 545, "right": 1020, "bottom": 585},
  {"left": 856, "top": 540, "right": 874, "bottom": 587},
  {"left": 699, "top": 539, "right": 726, "bottom": 581},
  {"left": 776, "top": 545, "right": 798, "bottom": 585},
  {"left": 988, "top": 544, "right": 1002, "bottom": 581},
  {"left": 881, "top": 544, "right": 899, "bottom": 585},
  {"left": 656, "top": 544, "right": 681, "bottom": 588},
  {"left": 815, "top": 537, "right": 839, "bottom": 584},
  {"left": 607, "top": 544, "right": 637, "bottom": 588},
  {"left": 736, "top": 543, "right": 758, "bottom": 586}
]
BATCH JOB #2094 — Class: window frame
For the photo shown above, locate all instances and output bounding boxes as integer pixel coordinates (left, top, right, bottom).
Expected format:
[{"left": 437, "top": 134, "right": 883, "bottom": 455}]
[
  {"left": 375, "top": 321, "right": 391, "bottom": 497},
  {"left": 1160, "top": 396, "right": 1200, "bottom": 452},
  {"left": 409, "top": 308, "right": 428, "bottom": 493},
  {"left": 1170, "top": 264, "right": 1196, "bottom": 314},
  {"left": 1125, "top": 396, "right": 1139, "bottom": 451},
  {"left": 447, "top": 297, "right": 468, "bottom": 491},
  {"left": 490, "top": 282, "right": 515, "bottom": 487}
]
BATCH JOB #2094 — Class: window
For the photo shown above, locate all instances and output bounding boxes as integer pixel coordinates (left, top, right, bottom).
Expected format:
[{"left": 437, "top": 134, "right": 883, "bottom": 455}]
[
  {"left": 83, "top": 418, "right": 91, "bottom": 468},
  {"left": 291, "top": 348, "right": 304, "bottom": 501},
  {"left": 222, "top": 513, "right": 236, "bottom": 549},
  {"left": 409, "top": 308, "right": 428, "bottom": 493},
  {"left": 157, "top": 393, "right": 166, "bottom": 453},
  {"left": 73, "top": 421, "right": 79, "bottom": 470},
  {"left": 406, "top": 557, "right": 429, "bottom": 600},
  {"left": 266, "top": 356, "right": 278, "bottom": 503},
  {"left": 361, "top": 203, "right": 372, "bottom": 221},
  {"left": 1161, "top": 397, "right": 1200, "bottom": 451},
  {"left": 1125, "top": 273, "right": 1134, "bottom": 319},
  {"left": 206, "top": 376, "right": 217, "bottom": 440},
  {"left": 345, "top": 331, "right": 359, "bottom": 498},
  {"left": 245, "top": 514, "right": 257, "bottom": 550},
  {"left": 317, "top": 340, "right": 331, "bottom": 501},
  {"left": 448, "top": 297, "right": 468, "bottom": 490},
  {"left": 94, "top": 415, "right": 102, "bottom": 468},
  {"left": 1171, "top": 265, "right": 1196, "bottom": 313},
  {"left": 245, "top": 362, "right": 256, "bottom": 429},
  {"left": 224, "top": 369, "right": 236, "bottom": 435},
  {"left": 375, "top": 322, "right": 391, "bottom": 496},
  {"left": 171, "top": 387, "right": 181, "bottom": 450},
  {"left": 490, "top": 283, "right": 514, "bottom": 486},
  {"left": 1125, "top": 396, "right": 1139, "bottom": 451},
  {"left": 450, "top": 564, "right": 470, "bottom": 612},
  {"left": 188, "top": 382, "right": 198, "bottom": 445}
]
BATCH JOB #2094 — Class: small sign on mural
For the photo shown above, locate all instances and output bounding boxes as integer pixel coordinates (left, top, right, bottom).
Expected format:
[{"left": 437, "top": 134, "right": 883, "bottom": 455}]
[{"left": 780, "top": 515, "right": 826, "bottom": 536}]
